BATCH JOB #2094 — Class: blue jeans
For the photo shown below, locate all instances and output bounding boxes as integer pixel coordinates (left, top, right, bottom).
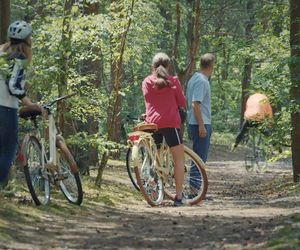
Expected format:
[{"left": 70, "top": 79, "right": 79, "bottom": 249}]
[
  {"left": 0, "top": 106, "right": 18, "bottom": 183},
  {"left": 189, "top": 124, "right": 212, "bottom": 163},
  {"left": 189, "top": 124, "right": 212, "bottom": 190}
]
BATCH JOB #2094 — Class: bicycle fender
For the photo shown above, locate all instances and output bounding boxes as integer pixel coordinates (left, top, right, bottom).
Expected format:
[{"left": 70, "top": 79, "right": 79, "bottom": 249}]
[
  {"left": 55, "top": 134, "right": 65, "bottom": 146},
  {"left": 56, "top": 135, "right": 78, "bottom": 174},
  {"left": 131, "top": 144, "right": 141, "bottom": 168}
]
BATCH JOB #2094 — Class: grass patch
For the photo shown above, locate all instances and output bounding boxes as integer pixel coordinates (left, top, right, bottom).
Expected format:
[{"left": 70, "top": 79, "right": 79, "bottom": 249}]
[
  {"left": 211, "top": 132, "right": 236, "bottom": 146},
  {"left": 258, "top": 175, "right": 300, "bottom": 196},
  {"left": 0, "top": 162, "right": 142, "bottom": 241},
  {"left": 267, "top": 213, "right": 300, "bottom": 250}
]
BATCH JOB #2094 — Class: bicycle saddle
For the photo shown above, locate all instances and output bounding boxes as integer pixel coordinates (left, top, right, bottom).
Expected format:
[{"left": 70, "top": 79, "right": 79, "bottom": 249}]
[
  {"left": 134, "top": 122, "right": 158, "bottom": 132},
  {"left": 19, "top": 105, "right": 42, "bottom": 119}
]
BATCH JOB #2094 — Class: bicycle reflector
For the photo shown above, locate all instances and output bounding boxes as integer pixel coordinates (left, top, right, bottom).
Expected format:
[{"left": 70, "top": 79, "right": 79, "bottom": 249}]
[
  {"left": 128, "top": 135, "right": 140, "bottom": 142},
  {"left": 18, "top": 152, "right": 25, "bottom": 162}
]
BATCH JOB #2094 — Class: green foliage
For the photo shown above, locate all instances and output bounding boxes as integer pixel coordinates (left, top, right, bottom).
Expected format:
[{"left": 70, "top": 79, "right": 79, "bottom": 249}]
[
  {"left": 8, "top": 0, "right": 292, "bottom": 165},
  {"left": 0, "top": 53, "right": 10, "bottom": 77}
]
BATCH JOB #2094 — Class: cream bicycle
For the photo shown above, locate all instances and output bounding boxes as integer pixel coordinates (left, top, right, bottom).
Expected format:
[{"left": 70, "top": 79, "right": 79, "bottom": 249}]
[
  {"left": 18, "top": 93, "right": 83, "bottom": 206},
  {"left": 128, "top": 123, "right": 208, "bottom": 206}
]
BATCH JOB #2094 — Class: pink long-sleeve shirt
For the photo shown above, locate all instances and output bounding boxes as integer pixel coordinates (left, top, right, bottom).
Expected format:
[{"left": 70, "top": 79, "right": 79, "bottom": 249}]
[{"left": 142, "top": 75, "right": 186, "bottom": 129}]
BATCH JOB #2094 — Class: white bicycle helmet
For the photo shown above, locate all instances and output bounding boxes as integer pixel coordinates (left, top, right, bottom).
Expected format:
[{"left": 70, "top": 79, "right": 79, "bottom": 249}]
[{"left": 8, "top": 20, "right": 32, "bottom": 40}]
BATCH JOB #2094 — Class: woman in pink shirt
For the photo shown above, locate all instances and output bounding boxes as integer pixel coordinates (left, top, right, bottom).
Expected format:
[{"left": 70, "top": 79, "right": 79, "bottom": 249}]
[{"left": 142, "top": 52, "right": 186, "bottom": 206}]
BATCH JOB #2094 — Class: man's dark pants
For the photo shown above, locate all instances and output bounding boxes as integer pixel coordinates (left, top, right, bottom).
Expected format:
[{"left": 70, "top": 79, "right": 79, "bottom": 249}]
[{"left": 189, "top": 124, "right": 212, "bottom": 190}]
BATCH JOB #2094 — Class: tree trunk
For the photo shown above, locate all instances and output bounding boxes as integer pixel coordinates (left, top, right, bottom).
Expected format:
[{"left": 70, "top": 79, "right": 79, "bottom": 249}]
[
  {"left": 185, "top": 0, "right": 201, "bottom": 87},
  {"left": 172, "top": 1, "right": 180, "bottom": 60},
  {"left": 0, "top": 0, "right": 10, "bottom": 44},
  {"left": 95, "top": 0, "right": 135, "bottom": 186},
  {"left": 57, "top": 0, "right": 73, "bottom": 136},
  {"left": 159, "top": 3, "right": 172, "bottom": 53},
  {"left": 240, "top": 0, "right": 255, "bottom": 126},
  {"left": 78, "top": 0, "right": 101, "bottom": 171},
  {"left": 290, "top": 0, "right": 300, "bottom": 182},
  {"left": 172, "top": 0, "right": 200, "bottom": 89},
  {"left": 240, "top": 58, "right": 252, "bottom": 124},
  {"left": 171, "top": 0, "right": 181, "bottom": 76}
]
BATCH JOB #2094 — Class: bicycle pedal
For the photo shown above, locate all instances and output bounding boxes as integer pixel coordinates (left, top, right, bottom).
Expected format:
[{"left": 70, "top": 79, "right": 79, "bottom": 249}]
[
  {"left": 46, "top": 163, "right": 58, "bottom": 172},
  {"left": 54, "top": 172, "right": 68, "bottom": 181}
]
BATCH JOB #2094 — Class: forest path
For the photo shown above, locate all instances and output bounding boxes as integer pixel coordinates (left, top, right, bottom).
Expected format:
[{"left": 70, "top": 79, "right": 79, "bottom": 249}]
[{"left": 0, "top": 145, "right": 299, "bottom": 250}]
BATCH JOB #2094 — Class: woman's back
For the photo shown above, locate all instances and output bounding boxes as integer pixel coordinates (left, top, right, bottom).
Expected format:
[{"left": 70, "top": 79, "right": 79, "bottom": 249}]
[{"left": 142, "top": 75, "right": 185, "bottom": 129}]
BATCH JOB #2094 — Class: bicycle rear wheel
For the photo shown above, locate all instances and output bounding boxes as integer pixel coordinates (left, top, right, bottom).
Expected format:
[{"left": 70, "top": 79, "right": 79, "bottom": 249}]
[
  {"left": 134, "top": 141, "right": 164, "bottom": 206},
  {"left": 23, "top": 136, "right": 50, "bottom": 206},
  {"left": 164, "top": 146, "right": 208, "bottom": 205},
  {"left": 57, "top": 141, "right": 83, "bottom": 205}
]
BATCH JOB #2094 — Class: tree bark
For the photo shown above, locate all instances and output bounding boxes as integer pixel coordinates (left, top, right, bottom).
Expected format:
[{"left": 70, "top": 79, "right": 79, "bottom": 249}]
[
  {"left": 78, "top": 0, "right": 102, "bottom": 171},
  {"left": 290, "top": 0, "right": 300, "bottom": 182},
  {"left": 95, "top": 0, "right": 135, "bottom": 186},
  {"left": 159, "top": 2, "right": 172, "bottom": 53},
  {"left": 171, "top": 0, "right": 181, "bottom": 76},
  {"left": 185, "top": 0, "right": 201, "bottom": 86},
  {"left": 57, "top": 0, "right": 73, "bottom": 136},
  {"left": 240, "top": 0, "right": 255, "bottom": 126},
  {"left": 0, "top": 0, "right": 10, "bottom": 44},
  {"left": 171, "top": 0, "right": 200, "bottom": 89},
  {"left": 172, "top": 1, "right": 180, "bottom": 60}
]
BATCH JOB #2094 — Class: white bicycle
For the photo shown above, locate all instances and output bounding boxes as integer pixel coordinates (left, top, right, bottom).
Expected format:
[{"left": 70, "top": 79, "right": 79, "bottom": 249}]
[{"left": 18, "top": 93, "right": 83, "bottom": 206}]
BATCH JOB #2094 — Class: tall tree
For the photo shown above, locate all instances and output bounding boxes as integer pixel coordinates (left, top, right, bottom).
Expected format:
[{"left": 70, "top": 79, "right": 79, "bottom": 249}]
[
  {"left": 79, "top": 0, "right": 102, "bottom": 171},
  {"left": 171, "top": 0, "right": 181, "bottom": 76},
  {"left": 57, "top": 0, "right": 73, "bottom": 135},
  {"left": 185, "top": 0, "right": 201, "bottom": 86},
  {"left": 172, "top": 0, "right": 181, "bottom": 61},
  {"left": 95, "top": 0, "right": 135, "bottom": 186},
  {"left": 240, "top": 0, "right": 255, "bottom": 125},
  {"left": 172, "top": 0, "right": 201, "bottom": 89},
  {"left": 290, "top": 0, "right": 300, "bottom": 182},
  {"left": 0, "top": 0, "right": 10, "bottom": 44}
]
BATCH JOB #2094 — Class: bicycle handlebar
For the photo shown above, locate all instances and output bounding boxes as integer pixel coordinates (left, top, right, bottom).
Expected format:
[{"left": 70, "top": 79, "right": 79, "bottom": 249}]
[{"left": 44, "top": 92, "right": 77, "bottom": 108}]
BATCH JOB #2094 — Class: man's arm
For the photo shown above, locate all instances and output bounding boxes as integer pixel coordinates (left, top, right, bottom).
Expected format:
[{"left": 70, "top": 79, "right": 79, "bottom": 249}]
[{"left": 192, "top": 101, "right": 207, "bottom": 138}]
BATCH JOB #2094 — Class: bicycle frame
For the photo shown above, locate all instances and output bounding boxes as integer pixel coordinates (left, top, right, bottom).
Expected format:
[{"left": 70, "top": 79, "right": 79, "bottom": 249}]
[
  {"left": 20, "top": 93, "right": 77, "bottom": 173},
  {"left": 128, "top": 130, "right": 172, "bottom": 183},
  {"left": 43, "top": 110, "right": 58, "bottom": 170},
  {"left": 245, "top": 128, "right": 267, "bottom": 172}
]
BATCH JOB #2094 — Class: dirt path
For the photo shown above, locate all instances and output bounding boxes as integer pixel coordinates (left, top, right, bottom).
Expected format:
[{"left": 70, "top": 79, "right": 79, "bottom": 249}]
[{"left": 0, "top": 146, "right": 299, "bottom": 249}]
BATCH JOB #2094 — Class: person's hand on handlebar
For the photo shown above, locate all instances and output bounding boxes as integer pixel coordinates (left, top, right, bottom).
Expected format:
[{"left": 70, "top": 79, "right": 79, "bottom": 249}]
[{"left": 21, "top": 97, "right": 47, "bottom": 117}]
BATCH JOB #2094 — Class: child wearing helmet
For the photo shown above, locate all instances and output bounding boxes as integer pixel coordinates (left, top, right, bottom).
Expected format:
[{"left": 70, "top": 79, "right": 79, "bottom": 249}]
[{"left": 0, "top": 20, "right": 42, "bottom": 187}]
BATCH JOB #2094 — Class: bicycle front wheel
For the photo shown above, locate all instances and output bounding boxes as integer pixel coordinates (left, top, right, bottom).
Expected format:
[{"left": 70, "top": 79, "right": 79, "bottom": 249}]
[
  {"left": 23, "top": 136, "right": 50, "bottom": 206},
  {"left": 57, "top": 141, "right": 83, "bottom": 205},
  {"left": 245, "top": 131, "right": 267, "bottom": 173},
  {"left": 134, "top": 140, "right": 164, "bottom": 206},
  {"left": 164, "top": 146, "right": 208, "bottom": 205}
]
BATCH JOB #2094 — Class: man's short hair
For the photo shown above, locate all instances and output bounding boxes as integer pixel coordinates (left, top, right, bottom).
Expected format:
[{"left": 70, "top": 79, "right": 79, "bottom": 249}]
[{"left": 200, "top": 53, "right": 215, "bottom": 69}]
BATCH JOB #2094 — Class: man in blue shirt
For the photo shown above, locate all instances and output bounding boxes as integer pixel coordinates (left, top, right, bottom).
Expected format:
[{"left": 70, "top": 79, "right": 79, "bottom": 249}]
[{"left": 187, "top": 53, "right": 215, "bottom": 163}]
